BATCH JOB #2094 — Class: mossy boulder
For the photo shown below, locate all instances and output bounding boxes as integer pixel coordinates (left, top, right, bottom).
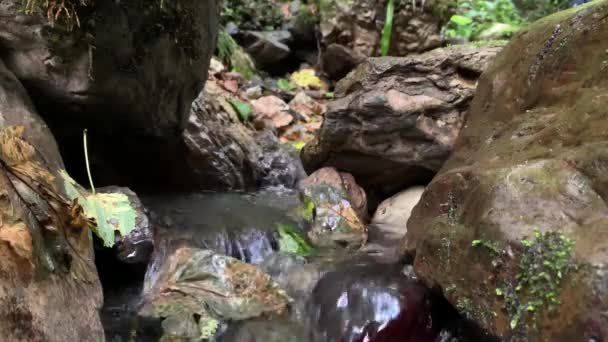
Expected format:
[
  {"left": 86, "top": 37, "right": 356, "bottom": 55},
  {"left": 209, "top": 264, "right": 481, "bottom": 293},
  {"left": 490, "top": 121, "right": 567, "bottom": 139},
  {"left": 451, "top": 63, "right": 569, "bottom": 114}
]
[{"left": 403, "top": 2, "right": 608, "bottom": 340}]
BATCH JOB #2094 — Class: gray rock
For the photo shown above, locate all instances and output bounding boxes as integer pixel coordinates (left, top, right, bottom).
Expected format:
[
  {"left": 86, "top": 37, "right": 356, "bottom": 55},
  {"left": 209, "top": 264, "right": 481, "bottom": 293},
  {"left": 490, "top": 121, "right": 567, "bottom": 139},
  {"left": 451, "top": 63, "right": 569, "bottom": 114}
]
[
  {"left": 302, "top": 43, "right": 504, "bottom": 199},
  {"left": 0, "top": 0, "right": 220, "bottom": 192},
  {"left": 98, "top": 186, "right": 153, "bottom": 265},
  {"left": 322, "top": 43, "right": 365, "bottom": 80},
  {"left": 239, "top": 31, "right": 293, "bottom": 70},
  {"left": 0, "top": 0, "right": 218, "bottom": 138}
]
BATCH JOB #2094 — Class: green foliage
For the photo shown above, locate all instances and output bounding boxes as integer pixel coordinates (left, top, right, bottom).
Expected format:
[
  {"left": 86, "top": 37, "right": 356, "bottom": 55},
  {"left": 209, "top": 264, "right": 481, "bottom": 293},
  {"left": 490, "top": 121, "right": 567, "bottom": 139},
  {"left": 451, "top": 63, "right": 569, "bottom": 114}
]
[
  {"left": 380, "top": 0, "right": 396, "bottom": 56},
  {"left": 277, "top": 78, "right": 296, "bottom": 91},
  {"left": 471, "top": 239, "right": 500, "bottom": 254},
  {"left": 217, "top": 30, "right": 256, "bottom": 80},
  {"left": 217, "top": 30, "right": 239, "bottom": 64},
  {"left": 511, "top": 0, "right": 571, "bottom": 22},
  {"left": 276, "top": 223, "right": 314, "bottom": 256},
  {"left": 299, "top": 195, "right": 316, "bottom": 221},
  {"left": 445, "top": 0, "right": 523, "bottom": 41},
  {"left": 499, "top": 230, "right": 577, "bottom": 330},
  {"left": 60, "top": 171, "right": 138, "bottom": 247},
  {"left": 227, "top": 98, "right": 253, "bottom": 122},
  {"left": 221, "top": 0, "right": 284, "bottom": 30}
]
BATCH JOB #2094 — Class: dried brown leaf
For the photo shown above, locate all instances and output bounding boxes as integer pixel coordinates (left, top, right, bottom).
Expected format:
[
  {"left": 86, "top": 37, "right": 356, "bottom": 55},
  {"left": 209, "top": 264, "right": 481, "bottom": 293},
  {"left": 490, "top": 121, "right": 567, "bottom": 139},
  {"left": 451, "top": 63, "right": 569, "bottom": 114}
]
[{"left": 0, "top": 222, "right": 33, "bottom": 261}]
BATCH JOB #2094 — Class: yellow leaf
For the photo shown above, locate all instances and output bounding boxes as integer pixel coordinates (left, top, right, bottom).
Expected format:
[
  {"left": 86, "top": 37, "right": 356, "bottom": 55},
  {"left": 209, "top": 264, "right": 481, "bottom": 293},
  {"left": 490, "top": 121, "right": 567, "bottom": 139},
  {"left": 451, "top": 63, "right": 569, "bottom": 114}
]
[{"left": 290, "top": 69, "right": 325, "bottom": 90}]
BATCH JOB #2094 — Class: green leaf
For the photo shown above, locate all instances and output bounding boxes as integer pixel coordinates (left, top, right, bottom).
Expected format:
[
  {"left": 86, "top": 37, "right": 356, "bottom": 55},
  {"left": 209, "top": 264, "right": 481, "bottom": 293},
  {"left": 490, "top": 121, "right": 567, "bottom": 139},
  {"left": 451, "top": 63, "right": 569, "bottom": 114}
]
[
  {"left": 277, "top": 78, "right": 295, "bottom": 91},
  {"left": 277, "top": 223, "right": 313, "bottom": 256},
  {"left": 450, "top": 14, "right": 473, "bottom": 25},
  {"left": 471, "top": 239, "right": 482, "bottom": 246},
  {"left": 291, "top": 141, "right": 306, "bottom": 150},
  {"left": 299, "top": 195, "right": 315, "bottom": 222},
  {"left": 227, "top": 98, "right": 253, "bottom": 122},
  {"left": 59, "top": 170, "right": 137, "bottom": 247},
  {"left": 380, "top": 0, "right": 395, "bottom": 56}
]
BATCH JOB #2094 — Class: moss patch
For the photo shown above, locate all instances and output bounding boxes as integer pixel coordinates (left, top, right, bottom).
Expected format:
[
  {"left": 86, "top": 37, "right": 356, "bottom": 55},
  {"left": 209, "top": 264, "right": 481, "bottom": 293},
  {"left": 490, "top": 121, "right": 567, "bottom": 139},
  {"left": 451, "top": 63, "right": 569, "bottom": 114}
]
[{"left": 497, "top": 230, "right": 578, "bottom": 331}]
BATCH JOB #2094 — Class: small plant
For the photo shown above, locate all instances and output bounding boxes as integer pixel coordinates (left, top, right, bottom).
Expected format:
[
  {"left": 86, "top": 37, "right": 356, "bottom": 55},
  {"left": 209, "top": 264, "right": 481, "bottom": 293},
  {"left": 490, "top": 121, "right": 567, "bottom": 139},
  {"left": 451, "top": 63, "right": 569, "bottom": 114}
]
[
  {"left": 380, "top": 0, "right": 396, "bottom": 56},
  {"left": 227, "top": 98, "right": 253, "bottom": 122},
  {"left": 277, "top": 78, "right": 296, "bottom": 91},
  {"left": 444, "top": 0, "right": 522, "bottom": 41},
  {"left": 23, "top": 0, "right": 92, "bottom": 29},
  {"left": 501, "top": 230, "right": 577, "bottom": 330},
  {"left": 276, "top": 223, "right": 314, "bottom": 256}
]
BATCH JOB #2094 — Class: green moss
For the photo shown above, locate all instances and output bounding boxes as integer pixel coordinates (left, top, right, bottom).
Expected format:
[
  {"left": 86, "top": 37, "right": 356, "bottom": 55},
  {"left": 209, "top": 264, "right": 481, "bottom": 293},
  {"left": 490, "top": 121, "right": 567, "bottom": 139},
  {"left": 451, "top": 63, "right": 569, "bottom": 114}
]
[
  {"left": 456, "top": 296, "right": 494, "bottom": 325},
  {"left": 216, "top": 30, "right": 256, "bottom": 80},
  {"left": 501, "top": 230, "right": 577, "bottom": 330},
  {"left": 471, "top": 239, "right": 500, "bottom": 255},
  {"left": 221, "top": 0, "right": 284, "bottom": 30}
]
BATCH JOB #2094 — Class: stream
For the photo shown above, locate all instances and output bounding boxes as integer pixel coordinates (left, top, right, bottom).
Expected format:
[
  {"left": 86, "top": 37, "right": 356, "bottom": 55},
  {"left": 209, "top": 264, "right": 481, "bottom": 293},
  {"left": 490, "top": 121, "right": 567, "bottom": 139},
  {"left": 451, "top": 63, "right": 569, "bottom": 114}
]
[{"left": 98, "top": 188, "right": 495, "bottom": 342}]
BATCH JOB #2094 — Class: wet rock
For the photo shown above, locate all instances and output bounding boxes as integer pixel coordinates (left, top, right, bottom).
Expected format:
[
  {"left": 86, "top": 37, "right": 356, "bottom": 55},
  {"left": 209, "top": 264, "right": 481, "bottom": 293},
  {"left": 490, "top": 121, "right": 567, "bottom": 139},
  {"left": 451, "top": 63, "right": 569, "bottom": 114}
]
[
  {"left": 319, "top": 0, "right": 455, "bottom": 76},
  {"left": 299, "top": 167, "right": 368, "bottom": 248},
  {"left": 140, "top": 245, "right": 289, "bottom": 340},
  {"left": 371, "top": 186, "right": 425, "bottom": 241},
  {"left": 0, "top": 0, "right": 223, "bottom": 192},
  {"left": 239, "top": 31, "right": 293, "bottom": 70},
  {"left": 288, "top": 92, "right": 326, "bottom": 121},
  {"left": 260, "top": 253, "right": 323, "bottom": 318},
  {"left": 302, "top": 43, "right": 504, "bottom": 200},
  {"left": 256, "top": 131, "right": 307, "bottom": 189},
  {"left": 252, "top": 95, "right": 294, "bottom": 130},
  {"left": 404, "top": 3, "right": 608, "bottom": 340},
  {"left": 180, "top": 88, "right": 264, "bottom": 190},
  {"left": 0, "top": 59, "right": 103, "bottom": 341},
  {"left": 98, "top": 186, "right": 153, "bottom": 265},
  {"left": 143, "top": 191, "right": 308, "bottom": 265},
  {"left": 1, "top": 0, "right": 217, "bottom": 138},
  {"left": 306, "top": 259, "right": 447, "bottom": 342},
  {"left": 322, "top": 43, "right": 366, "bottom": 80},
  {"left": 219, "top": 316, "right": 307, "bottom": 342}
]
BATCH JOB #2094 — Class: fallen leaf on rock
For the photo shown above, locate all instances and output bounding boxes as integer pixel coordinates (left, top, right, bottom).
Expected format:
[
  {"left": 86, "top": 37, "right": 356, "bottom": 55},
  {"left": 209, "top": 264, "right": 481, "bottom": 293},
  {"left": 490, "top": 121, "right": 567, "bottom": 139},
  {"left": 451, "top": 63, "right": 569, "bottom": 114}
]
[
  {"left": 291, "top": 69, "right": 326, "bottom": 90},
  {"left": 60, "top": 170, "right": 137, "bottom": 247},
  {"left": 252, "top": 95, "right": 289, "bottom": 117},
  {"left": 277, "top": 78, "right": 295, "bottom": 91},
  {"left": 227, "top": 98, "right": 253, "bottom": 122},
  {"left": 252, "top": 96, "right": 293, "bottom": 129},
  {"left": 0, "top": 126, "right": 56, "bottom": 185},
  {"left": 221, "top": 79, "right": 239, "bottom": 93},
  {"left": 304, "top": 121, "right": 323, "bottom": 132},
  {"left": 289, "top": 92, "right": 326, "bottom": 119},
  {"left": 290, "top": 141, "right": 307, "bottom": 150},
  {"left": 0, "top": 222, "right": 33, "bottom": 261},
  {"left": 270, "top": 112, "right": 294, "bottom": 129}
]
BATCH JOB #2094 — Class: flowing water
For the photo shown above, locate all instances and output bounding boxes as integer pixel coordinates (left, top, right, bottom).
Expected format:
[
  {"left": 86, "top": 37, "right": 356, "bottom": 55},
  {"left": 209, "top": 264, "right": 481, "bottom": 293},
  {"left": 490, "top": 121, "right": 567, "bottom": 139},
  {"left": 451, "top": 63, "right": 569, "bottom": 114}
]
[{"left": 100, "top": 189, "right": 494, "bottom": 342}]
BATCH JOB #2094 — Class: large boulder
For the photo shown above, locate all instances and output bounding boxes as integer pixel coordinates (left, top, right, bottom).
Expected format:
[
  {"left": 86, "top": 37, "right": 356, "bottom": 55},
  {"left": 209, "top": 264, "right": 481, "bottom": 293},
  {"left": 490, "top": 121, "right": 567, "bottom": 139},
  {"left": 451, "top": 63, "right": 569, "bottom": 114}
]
[
  {"left": 404, "top": 2, "right": 608, "bottom": 340},
  {"left": 0, "top": 0, "right": 221, "bottom": 190},
  {"left": 180, "top": 85, "right": 305, "bottom": 190},
  {"left": 319, "top": 0, "right": 456, "bottom": 78},
  {"left": 302, "top": 43, "right": 504, "bottom": 201},
  {"left": 0, "top": 0, "right": 218, "bottom": 137},
  {"left": 0, "top": 59, "right": 103, "bottom": 341}
]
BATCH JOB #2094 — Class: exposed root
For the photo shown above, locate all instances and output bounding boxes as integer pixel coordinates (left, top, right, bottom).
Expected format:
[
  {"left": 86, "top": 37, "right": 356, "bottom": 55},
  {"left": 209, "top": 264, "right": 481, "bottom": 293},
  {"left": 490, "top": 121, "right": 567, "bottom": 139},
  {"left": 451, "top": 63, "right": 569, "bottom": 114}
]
[{"left": 23, "top": 0, "right": 92, "bottom": 30}]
